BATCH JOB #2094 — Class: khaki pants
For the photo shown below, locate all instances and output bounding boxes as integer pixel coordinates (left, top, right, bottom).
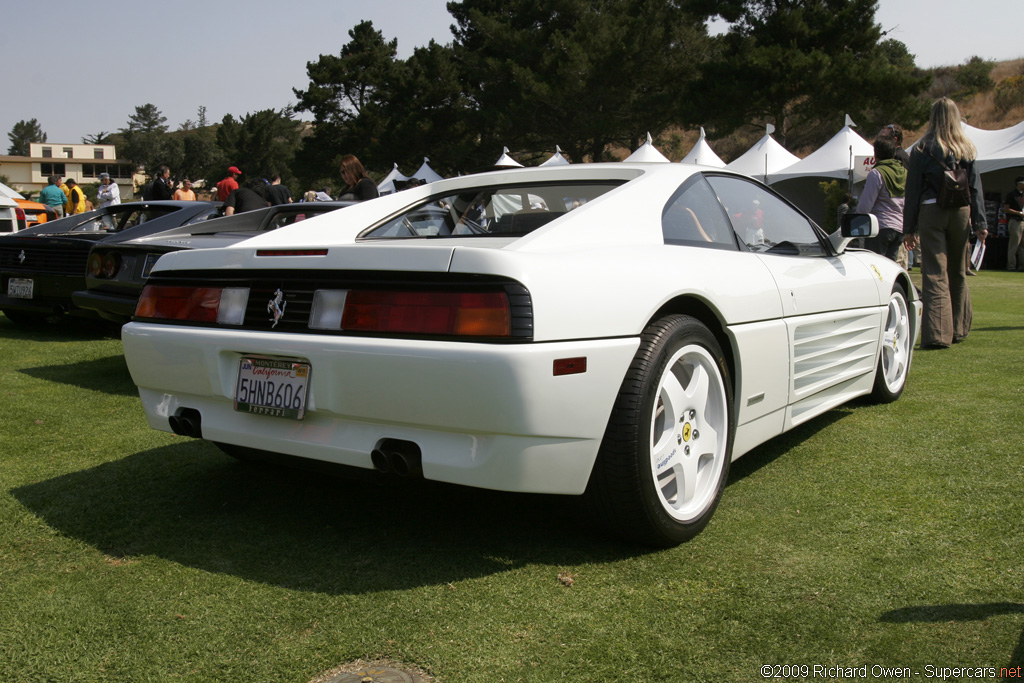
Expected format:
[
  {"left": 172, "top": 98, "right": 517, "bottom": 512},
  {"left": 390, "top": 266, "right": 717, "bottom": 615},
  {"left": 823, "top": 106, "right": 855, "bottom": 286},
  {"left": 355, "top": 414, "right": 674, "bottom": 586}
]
[
  {"left": 1008, "top": 219, "right": 1024, "bottom": 271},
  {"left": 919, "top": 203, "right": 972, "bottom": 347}
]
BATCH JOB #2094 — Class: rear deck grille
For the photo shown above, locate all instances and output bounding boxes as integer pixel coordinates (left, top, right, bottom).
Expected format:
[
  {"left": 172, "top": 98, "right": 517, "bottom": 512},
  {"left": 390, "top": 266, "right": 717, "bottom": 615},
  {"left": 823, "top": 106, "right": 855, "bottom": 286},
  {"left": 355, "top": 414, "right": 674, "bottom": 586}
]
[{"left": 0, "top": 245, "right": 90, "bottom": 275}]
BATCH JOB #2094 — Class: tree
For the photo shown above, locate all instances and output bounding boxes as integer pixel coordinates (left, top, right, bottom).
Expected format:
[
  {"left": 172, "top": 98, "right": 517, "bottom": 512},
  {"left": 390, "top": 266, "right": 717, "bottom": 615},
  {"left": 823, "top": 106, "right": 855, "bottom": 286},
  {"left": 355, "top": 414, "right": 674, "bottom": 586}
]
[
  {"left": 293, "top": 20, "right": 406, "bottom": 186},
  {"left": 7, "top": 119, "right": 47, "bottom": 156},
  {"left": 374, "top": 40, "right": 479, "bottom": 175},
  {"left": 210, "top": 109, "right": 302, "bottom": 187},
  {"left": 82, "top": 131, "right": 113, "bottom": 145},
  {"left": 177, "top": 107, "right": 221, "bottom": 183},
  {"left": 124, "top": 103, "right": 169, "bottom": 134},
  {"left": 691, "top": 0, "right": 930, "bottom": 150},
  {"left": 118, "top": 104, "right": 178, "bottom": 176},
  {"left": 934, "top": 56, "right": 996, "bottom": 101},
  {"left": 449, "top": 0, "right": 713, "bottom": 163}
]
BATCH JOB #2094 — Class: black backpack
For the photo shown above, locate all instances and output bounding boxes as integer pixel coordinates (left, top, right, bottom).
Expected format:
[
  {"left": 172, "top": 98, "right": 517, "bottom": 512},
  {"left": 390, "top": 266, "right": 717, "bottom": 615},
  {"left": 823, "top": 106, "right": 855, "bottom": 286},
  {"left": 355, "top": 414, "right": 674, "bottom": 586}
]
[{"left": 931, "top": 151, "right": 971, "bottom": 209}]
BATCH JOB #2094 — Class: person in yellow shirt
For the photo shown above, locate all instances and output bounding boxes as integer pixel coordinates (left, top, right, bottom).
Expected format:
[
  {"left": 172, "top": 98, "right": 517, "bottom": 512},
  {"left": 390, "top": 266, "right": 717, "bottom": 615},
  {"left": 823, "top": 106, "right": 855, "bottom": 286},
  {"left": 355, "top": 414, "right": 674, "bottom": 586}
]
[
  {"left": 173, "top": 178, "right": 197, "bottom": 201},
  {"left": 65, "top": 179, "right": 87, "bottom": 215},
  {"left": 58, "top": 176, "right": 71, "bottom": 206}
]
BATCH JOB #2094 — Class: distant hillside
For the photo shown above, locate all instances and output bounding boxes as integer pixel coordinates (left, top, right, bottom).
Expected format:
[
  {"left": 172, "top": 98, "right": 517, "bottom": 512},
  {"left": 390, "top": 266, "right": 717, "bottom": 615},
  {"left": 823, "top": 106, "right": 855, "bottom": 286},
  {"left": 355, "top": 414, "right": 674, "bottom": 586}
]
[
  {"left": 904, "top": 58, "right": 1024, "bottom": 146},
  {"left": 651, "top": 58, "right": 1024, "bottom": 163}
]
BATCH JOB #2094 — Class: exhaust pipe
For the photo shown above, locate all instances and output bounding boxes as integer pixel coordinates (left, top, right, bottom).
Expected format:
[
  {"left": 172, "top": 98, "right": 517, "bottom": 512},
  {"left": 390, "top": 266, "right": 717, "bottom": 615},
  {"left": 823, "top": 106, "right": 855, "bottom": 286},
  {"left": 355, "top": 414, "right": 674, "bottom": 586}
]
[
  {"left": 370, "top": 439, "right": 423, "bottom": 478},
  {"left": 168, "top": 408, "right": 203, "bottom": 438}
]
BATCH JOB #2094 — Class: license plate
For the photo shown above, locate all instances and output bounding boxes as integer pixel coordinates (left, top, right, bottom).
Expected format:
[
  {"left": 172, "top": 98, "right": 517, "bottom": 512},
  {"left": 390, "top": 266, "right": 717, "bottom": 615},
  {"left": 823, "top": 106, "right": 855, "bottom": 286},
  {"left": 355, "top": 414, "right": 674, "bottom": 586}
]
[
  {"left": 142, "top": 253, "right": 160, "bottom": 278},
  {"left": 234, "top": 357, "right": 311, "bottom": 420},
  {"left": 7, "top": 278, "right": 33, "bottom": 299}
]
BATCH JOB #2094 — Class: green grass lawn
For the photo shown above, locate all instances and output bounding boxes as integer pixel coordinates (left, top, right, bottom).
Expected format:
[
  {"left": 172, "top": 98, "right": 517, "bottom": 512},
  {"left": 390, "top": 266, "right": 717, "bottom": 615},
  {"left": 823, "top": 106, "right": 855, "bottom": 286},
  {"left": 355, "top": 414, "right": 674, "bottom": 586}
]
[{"left": 1, "top": 272, "right": 1022, "bottom": 682}]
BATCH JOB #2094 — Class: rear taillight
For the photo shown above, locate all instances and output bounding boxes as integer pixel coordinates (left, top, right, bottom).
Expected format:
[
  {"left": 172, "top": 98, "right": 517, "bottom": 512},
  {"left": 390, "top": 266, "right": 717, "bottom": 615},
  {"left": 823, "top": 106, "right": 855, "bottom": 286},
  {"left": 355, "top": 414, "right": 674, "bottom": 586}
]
[
  {"left": 135, "top": 285, "right": 249, "bottom": 324},
  {"left": 87, "top": 252, "right": 122, "bottom": 279},
  {"left": 311, "top": 289, "right": 511, "bottom": 336},
  {"left": 87, "top": 253, "right": 102, "bottom": 277}
]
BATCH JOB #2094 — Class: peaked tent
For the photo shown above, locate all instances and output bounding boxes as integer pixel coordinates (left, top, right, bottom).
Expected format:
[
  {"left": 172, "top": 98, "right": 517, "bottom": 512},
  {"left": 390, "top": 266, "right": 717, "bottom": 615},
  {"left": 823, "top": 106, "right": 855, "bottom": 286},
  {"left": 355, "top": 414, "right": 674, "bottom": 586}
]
[
  {"left": 971, "top": 122, "right": 1024, "bottom": 174},
  {"left": 625, "top": 133, "right": 670, "bottom": 163},
  {"left": 680, "top": 128, "right": 725, "bottom": 167},
  {"left": 726, "top": 126, "right": 799, "bottom": 183},
  {"left": 412, "top": 157, "right": 444, "bottom": 184},
  {"left": 377, "top": 163, "right": 409, "bottom": 195},
  {"left": 767, "top": 122, "right": 873, "bottom": 185},
  {"left": 494, "top": 146, "right": 524, "bottom": 168},
  {"left": 539, "top": 146, "right": 571, "bottom": 166},
  {"left": 767, "top": 119, "right": 873, "bottom": 226}
]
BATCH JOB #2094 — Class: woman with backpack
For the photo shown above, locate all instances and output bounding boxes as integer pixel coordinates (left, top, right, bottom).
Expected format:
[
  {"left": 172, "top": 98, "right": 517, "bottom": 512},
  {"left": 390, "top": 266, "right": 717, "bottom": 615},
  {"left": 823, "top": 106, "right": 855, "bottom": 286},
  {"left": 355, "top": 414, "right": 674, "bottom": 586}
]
[{"left": 903, "top": 97, "right": 988, "bottom": 349}]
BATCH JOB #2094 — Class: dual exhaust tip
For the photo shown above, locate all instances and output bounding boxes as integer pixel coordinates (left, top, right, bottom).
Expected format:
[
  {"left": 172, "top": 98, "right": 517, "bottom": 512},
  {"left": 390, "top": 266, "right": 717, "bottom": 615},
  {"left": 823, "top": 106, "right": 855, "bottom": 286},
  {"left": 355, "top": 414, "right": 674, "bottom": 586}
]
[
  {"left": 168, "top": 408, "right": 203, "bottom": 439},
  {"left": 170, "top": 410, "right": 422, "bottom": 480},
  {"left": 371, "top": 439, "right": 423, "bottom": 479}
]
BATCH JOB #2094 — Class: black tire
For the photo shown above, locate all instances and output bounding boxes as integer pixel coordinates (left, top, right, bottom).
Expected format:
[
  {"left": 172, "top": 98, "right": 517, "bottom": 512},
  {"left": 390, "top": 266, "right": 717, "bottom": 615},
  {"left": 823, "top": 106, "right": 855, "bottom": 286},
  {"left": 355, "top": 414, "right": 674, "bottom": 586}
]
[
  {"left": 870, "top": 284, "right": 912, "bottom": 404},
  {"left": 585, "top": 315, "right": 734, "bottom": 547}
]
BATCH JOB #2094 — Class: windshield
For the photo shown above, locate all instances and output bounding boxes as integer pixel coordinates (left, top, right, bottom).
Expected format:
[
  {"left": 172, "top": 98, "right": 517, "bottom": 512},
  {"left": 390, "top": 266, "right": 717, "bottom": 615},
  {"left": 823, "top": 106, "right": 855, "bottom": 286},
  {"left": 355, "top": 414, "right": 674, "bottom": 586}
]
[{"left": 360, "top": 181, "right": 624, "bottom": 239}]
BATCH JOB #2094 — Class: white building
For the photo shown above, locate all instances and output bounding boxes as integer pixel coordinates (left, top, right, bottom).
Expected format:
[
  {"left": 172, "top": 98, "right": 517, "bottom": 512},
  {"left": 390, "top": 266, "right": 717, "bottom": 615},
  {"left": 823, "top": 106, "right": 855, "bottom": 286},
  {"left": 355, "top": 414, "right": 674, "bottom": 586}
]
[{"left": 0, "top": 142, "right": 139, "bottom": 199}]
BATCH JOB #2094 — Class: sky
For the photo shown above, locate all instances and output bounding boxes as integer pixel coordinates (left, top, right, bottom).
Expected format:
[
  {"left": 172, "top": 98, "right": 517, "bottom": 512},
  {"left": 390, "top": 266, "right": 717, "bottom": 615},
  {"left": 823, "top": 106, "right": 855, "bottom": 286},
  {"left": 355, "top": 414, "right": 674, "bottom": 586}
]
[{"left": 1, "top": 0, "right": 1021, "bottom": 147}]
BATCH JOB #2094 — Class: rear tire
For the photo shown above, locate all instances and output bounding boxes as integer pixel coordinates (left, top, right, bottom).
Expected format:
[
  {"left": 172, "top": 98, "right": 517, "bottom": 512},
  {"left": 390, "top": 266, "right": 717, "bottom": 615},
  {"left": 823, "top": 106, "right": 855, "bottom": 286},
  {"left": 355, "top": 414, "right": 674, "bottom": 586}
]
[
  {"left": 870, "top": 285, "right": 911, "bottom": 403},
  {"left": 585, "top": 315, "right": 734, "bottom": 547}
]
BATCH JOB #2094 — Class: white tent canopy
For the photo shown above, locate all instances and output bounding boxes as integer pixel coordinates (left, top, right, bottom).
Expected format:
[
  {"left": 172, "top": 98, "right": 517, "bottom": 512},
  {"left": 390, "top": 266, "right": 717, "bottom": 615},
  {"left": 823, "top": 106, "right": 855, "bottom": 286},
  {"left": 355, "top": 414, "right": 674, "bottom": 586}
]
[
  {"left": 494, "top": 146, "right": 524, "bottom": 168},
  {"left": 625, "top": 132, "right": 670, "bottom": 163},
  {"left": 412, "top": 157, "right": 444, "bottom": 184},
  {"left": 376, "top": 162, "right": 409, "bottom": 195},
  {"left": 969, "top": 122, "right": 1024, "bottom": 174},
  {"left": 680, "top": 128, "right": 725, "bottom": 167},
  {"left": 726, "top": 125, "right": 799, "bottom": 183},
  {"left": 767, "top": 119, "right": 873, "bottom": 185},
  {"left": 0, "top": 182, "right": 24, "bottom": 199},
  {"left": 539, "top": 145, "right": 571, "bottom": 166}
]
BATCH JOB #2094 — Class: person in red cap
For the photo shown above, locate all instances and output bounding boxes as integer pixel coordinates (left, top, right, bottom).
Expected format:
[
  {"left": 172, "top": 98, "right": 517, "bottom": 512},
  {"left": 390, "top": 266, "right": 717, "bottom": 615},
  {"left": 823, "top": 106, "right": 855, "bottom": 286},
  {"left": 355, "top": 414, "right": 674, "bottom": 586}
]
[{"left": 216, "top": 166, "right": 242, "bottom": 202}]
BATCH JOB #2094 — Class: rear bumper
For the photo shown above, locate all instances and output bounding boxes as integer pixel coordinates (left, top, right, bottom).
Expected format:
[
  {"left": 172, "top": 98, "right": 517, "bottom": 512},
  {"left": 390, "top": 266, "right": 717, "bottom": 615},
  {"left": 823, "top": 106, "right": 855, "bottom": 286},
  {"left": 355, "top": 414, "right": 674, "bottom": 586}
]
[
  {"left": 122, "top": 323, "right": 641, "bottom": 495},
  {"left": 1, "top": 272, "right": 93, "bottom": 317},
  {"left": 71, "top": 288, "right": 137, "bottom": 323}
]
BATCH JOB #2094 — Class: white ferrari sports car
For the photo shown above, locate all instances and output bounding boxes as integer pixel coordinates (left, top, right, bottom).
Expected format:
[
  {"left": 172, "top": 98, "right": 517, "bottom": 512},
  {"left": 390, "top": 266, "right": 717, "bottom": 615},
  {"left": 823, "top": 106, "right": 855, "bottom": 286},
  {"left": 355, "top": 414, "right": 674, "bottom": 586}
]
[{"left": 121, "top": 163, "right": 920, "bottom": 546}]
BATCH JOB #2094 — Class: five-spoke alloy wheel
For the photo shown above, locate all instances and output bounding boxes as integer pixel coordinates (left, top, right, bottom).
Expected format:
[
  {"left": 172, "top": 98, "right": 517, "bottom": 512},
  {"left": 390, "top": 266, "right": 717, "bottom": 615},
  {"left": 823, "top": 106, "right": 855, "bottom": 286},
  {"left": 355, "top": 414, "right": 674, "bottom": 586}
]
[{"left": 586, "top": 315, "right": 734, "bottom": 547}]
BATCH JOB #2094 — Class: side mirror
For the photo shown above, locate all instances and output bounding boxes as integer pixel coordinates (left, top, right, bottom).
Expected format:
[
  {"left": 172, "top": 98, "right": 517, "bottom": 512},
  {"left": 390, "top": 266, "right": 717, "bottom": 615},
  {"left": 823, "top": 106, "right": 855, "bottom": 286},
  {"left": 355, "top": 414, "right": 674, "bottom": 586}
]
[{"left": 829, "top": 212, "right": 879, "bottom": 253}]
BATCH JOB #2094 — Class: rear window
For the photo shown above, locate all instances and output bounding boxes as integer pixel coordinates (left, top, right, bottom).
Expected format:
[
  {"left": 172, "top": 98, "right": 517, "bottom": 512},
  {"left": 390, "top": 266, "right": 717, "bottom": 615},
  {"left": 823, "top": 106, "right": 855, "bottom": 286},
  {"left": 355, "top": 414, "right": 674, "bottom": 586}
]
[
  {"left": 68, "top": 206, "right": 183, "bottom": 233},
  {"left": 360, "top": 182, "right": 623, "bottom": 240}
]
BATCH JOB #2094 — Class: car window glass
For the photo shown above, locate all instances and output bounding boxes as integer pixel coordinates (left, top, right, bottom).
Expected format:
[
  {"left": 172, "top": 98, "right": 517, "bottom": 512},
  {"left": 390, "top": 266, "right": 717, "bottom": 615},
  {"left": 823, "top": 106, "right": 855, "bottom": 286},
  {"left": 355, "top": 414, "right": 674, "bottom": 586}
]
[
  {"left": 360, "top": 182, "right": 623, "bottom": 240},
  {"left": 706, "top": 175, "right": 824, "bottom": 255},
  {"left": 662, "top": 175, "right": 738, "bottom": 250},
  {"left": 68, "top": 206, "right": 180, "bottom": 233},
  {"left": 268, "top": 209, "right": 328, "bottom": 230}
]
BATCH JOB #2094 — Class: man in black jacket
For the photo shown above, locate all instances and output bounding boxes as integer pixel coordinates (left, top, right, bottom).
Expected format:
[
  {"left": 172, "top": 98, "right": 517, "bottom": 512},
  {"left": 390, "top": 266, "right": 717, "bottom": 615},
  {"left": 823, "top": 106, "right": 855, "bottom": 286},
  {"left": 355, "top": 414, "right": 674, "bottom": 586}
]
[
  {"left": 144, "top": 166, "right": 174, "bottom": 201},
  {"left": 1003, "top": 176, "right": 1024, "bottom": 271}
]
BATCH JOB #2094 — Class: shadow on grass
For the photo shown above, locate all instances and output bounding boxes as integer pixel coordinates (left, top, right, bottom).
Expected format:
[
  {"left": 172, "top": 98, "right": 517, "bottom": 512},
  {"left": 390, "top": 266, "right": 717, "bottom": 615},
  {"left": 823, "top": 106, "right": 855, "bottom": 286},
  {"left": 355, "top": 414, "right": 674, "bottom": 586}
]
[
  {"left": 19, "top": 354, "right": 137, "bottom": 396},
  {"left": 11, "top": 441, "right": 651, "bottom": 595},
  {"left": 0, "top": 315, "right": 120, "bottom": 342},
  {"left": 880, "top": 603, "right": 1024, "bottom": 672},
  {"left": 726, "top": 408, "right": 851, "bottom": 486}
]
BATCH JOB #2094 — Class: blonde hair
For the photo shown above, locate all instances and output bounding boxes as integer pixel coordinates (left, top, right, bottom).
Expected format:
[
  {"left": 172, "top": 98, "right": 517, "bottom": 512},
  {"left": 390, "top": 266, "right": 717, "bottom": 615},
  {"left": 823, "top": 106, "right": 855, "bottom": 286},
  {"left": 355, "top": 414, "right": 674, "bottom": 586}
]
[{"left": 917, "top": 97, "right": 976, "bottom": 162}]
